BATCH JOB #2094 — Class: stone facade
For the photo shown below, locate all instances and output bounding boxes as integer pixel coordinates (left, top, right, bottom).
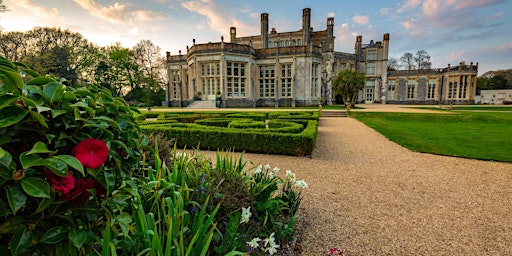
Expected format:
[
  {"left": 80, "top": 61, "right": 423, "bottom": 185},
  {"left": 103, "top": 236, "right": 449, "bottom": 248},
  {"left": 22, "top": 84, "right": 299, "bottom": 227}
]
[{"left": 165, "top": 8, "right": 478, "bottom": 107}]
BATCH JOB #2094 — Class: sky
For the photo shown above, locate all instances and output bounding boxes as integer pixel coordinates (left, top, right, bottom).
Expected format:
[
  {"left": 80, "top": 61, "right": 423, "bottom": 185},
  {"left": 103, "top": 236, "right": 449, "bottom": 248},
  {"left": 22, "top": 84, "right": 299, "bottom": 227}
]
[{"left": 1, "top": 0, "right": 511, "bottom": 74}]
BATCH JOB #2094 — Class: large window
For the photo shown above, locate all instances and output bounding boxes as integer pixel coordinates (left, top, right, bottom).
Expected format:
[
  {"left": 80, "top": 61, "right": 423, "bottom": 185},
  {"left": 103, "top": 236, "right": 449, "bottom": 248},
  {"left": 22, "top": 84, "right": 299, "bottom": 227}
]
[
  {"left": 366, "top": 62, "right": 375, "bottom": 75},
  {"left": 387, "top": 80, "right": 395, "bottom": 100},
  {"left": 259, "top": 65, "right": 275, "bottom": 98},
  {"left": 169, "top": 70, "right": 180, "bottom": 99},
  {"left": 448, "top": 77, "right": 457, "bottom": 99},
  {"left": 311, "top": 63, "right": 319, "bottom": 97},
  {"left": 227, "top": 62, "right": 246, "bottom": 98},
  {"left": 427, "top": 78, "right": 436, "bottom": 99},
  {"left": 459, "top": 76, "right": 467, "bottom": 99},
  {"left": 200, "top": 62, "right": 220, "bottom": 98},
  {"left": 281, "top": 63, "right": 292, "bottom": 97},
  {"left": 407, "top": 79, "right": 415, "bottom": 99}
]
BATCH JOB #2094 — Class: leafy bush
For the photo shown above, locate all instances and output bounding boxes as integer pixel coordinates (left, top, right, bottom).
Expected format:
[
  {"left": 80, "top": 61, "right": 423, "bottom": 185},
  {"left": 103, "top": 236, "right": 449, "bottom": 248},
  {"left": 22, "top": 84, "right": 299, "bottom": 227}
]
[
  {"left": 226, "top": 112, "right": 267, "bottom": 121},
  {"left": 0, "top": 56, "right": 145, "bottom": 255}
]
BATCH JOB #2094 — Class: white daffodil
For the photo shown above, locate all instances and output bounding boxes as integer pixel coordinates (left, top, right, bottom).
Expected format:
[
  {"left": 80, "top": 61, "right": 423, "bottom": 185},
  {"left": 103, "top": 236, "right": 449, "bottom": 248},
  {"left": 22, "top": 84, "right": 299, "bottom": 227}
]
[
  {"left": 246, "top": 237, "right": 262, "bottom": 249},
  {"left": 295, "top": 180, "right": 308, "bottom": 189},
  {"left": 263, "top": 232, "right": 276, "bottom": 247},
  {"left": 240, "top": 206, "right": 252, "bottom": 224},
  {"left": 264, "top": 164, "right": 271, "bottom": 171},
  {"left": 285, "top": 170, "right": 296, "bottom": 182},
  {"left": 272, "top": 167, "right": 280, "bottom": 174},
  {"left": 254, "top": 164, "right": 263, "bottom": 174},
  {"left": 265, "top": 242, "right": 280, "bottom": 255}
]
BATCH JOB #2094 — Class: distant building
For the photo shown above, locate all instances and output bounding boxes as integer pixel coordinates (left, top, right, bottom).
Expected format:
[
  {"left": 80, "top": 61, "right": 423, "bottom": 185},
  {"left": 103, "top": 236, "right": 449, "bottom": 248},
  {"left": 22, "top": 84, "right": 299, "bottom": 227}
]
[
  {"left": 478, "top": 89, "right": 512, "bottom": 104},
  {"left": 165, "top": 8, "right": 478, "bottom": 107}
]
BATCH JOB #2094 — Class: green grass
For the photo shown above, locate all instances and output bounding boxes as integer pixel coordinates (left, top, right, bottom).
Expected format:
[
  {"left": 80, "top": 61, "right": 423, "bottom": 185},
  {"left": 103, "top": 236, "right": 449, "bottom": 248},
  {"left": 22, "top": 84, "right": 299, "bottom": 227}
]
[{"left": 350, "top": 111, "right": 512, "bottom": 162}]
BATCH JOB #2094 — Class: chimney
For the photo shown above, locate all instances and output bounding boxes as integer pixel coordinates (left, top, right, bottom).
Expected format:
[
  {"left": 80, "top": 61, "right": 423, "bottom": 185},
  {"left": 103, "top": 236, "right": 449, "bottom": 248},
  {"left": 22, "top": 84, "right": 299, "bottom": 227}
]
[
  {"left": 261, "top": 13, "right": 269, "bottom": 48},
  {"left": 302, "top": 8, "right": 311, "bottom": 45},
  {"left": 230, "top": 27, "right": 236, "bottom": 42}
]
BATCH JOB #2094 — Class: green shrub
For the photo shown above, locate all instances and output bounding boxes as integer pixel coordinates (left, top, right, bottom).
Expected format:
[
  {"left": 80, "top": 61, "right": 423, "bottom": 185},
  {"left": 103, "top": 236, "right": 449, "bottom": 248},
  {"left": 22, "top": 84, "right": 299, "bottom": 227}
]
[
  {"left": 0, "top": 56, "right": 145, "bottom": 255},
  {"left": 228, "top": 120, "right": 266, "bottom": 129},
  {"left": 226, "top": 112, "right": 267, "bottom": 121}
]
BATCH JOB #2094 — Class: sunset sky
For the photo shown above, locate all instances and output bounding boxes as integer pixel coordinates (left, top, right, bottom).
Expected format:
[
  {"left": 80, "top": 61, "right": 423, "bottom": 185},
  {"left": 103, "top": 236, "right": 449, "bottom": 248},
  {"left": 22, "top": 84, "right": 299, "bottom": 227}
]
[{"left": 1, "top": 0, "right": 511, "bottom": 74}]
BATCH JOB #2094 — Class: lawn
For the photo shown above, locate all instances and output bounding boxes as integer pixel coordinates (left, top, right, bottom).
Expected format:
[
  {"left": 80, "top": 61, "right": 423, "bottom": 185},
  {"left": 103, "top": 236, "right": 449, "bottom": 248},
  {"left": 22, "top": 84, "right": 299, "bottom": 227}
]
[{"left": 350, "top": 111, "right": 512, "bottom": 162}]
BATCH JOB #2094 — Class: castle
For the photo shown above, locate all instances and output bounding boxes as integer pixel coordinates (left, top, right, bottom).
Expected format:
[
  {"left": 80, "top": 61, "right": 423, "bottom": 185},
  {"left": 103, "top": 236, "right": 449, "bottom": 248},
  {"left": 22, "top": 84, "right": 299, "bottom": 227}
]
[{"left": 165, "top": 8, "right": 478, "bottom": 107}]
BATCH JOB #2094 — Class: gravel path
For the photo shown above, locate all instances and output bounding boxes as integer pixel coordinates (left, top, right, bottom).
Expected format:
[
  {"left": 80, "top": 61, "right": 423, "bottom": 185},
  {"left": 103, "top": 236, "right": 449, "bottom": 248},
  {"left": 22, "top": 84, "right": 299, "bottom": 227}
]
[{"left": 204, "top": 115, "right": 512, "bottom": 255}]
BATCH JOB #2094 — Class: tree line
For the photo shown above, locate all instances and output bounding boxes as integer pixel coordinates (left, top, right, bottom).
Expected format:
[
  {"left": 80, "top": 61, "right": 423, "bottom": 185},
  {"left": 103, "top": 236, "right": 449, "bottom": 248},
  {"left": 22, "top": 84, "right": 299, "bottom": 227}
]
[{"left": 0, "top": 26, "right": 166, "bottom": 106}]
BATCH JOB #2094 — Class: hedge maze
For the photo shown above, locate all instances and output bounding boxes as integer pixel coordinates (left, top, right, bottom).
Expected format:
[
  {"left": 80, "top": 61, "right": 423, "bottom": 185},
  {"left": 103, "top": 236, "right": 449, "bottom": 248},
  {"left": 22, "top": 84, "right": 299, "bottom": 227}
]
[{"left": 138, "top": 111, "right": 319, "bottom": 156}]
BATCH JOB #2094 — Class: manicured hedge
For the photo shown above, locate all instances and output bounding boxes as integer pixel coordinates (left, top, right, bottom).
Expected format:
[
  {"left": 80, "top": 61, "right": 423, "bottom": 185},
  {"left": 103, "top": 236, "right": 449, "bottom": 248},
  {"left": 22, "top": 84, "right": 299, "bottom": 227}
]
[
  {"left": 268, "top": 111, "right": 319, "bottom": 120},
  {"left": 226, "top": 112, "right": 267, "bottom": 121},
  {"left": 142, "top": 120, "right": 318, "bottom": 156}
]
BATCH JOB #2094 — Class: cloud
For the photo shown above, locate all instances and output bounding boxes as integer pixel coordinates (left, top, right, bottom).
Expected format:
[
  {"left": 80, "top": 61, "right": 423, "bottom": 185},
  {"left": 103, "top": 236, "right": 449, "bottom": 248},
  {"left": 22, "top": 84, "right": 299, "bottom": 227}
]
[
  {"left": 352, "top": 15, "right": 369, "bottom": 25},
  {"left": 181, "top": 0, "right": 257, "bottom": 36},
  {"left": 12, "top": 0, "right": 59, "bottom": 17},
  {"left": 397, "top": 0, "right": 422, "bottom": 13},
  {"left": 72, "top": 0, "right": 165, "bottom": 24}
]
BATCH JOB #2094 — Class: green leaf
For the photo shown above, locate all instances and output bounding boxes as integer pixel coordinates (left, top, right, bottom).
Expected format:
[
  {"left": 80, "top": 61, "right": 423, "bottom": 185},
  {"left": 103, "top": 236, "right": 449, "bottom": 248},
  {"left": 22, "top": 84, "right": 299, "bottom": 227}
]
[
  {"left": 0, "top": 148, "right": 12, "bottom": 167},
  {"left": 10, "top": 228, "right": 33, "bottom": 255},
  {"left": 116, "top": 212, "right": 132, "bottom": 224},
  {"left": 34, "top": 196, "right": 54, "bottom": 214},
  {"left": 40, "top": 226, "right": 68, "bottom": 244},
  {"left": 54, "top": 155, "right": 84, "bottom": 177},
  {"left": 26, "top": 142, "right": 57, "bottom": 155},
  {"left": 30, "top": 111, "right": 48, "bottom": 128},
  {"left": 26, "top": 76, "right": 56, "bottom": 86},
  {"left": 51, "top": 109, "right": 67, "bottom": 118},
  {"left": 0, "top": 94, "right": 19, "bottom": 110},
  {"left": 20, "top": 177, "right": 50, "bottom": 198},
  {"left": 63, "top": 91, "right": 77, "bottom": 101},
  {"left": 44, "top": 158, "right": 68, "bottom": 177},
  {"left": 0, "top": 106, "right": 29, "bottom": 128},
  {"left": 19, "top": 153, "right": 45, "bottom": 169},
  {"left": 0, "top": 69, "right": 24, "bottom": 93},
  {"left": 5, "top": 185, "right": 27, "bottom": 215},
  {"left": 68, "top": 228, "right": 87, "bottom": 249},
  {"left": 35, "top": 106, "right": 52, "bottom": 113},
  {"left": 43, "top": 82, "right": 65, "bottom": 103}
]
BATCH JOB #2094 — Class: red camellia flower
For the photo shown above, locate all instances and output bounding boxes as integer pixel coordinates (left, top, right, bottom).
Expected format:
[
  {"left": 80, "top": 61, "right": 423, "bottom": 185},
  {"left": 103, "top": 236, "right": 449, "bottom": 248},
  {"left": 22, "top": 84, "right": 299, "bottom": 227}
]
[
  {"left": 44, "top": 170, "right": 75, "bottom": 194},
  {"left": 72, "top": 138, "right": 109, "bottom": 168},
  {"left": 60, "top": 178, "right": 106, "bottom": 205}
]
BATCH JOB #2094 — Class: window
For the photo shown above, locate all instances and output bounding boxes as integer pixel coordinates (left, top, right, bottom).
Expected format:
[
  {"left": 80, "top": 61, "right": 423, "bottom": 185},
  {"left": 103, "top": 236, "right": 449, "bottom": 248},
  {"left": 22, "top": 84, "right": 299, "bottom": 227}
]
[
  {"left": 170, "top": 70, "right": 180, "bottom": 99},
  {"left": 459, "top": 76, "right": 467, "bottom": 99},
  {"left": 367, "top": 50, "right": 376, "bottom": 61},
  {"left": 297, "top": 39, "right": 302, "bottom": 46},
  {"left": 387, "top": 80, "right": 395, "bottom": 100},
  {"left": 366, "top": 62, "right": 375, "bottom": 75},
  {"left": 407, "top": 79, "right": 415, "bottom": 99},
  {"left": 281, "top": 63, "right": 292, "bottom": 97},
  {"left": 311, "top": 63, "right": 319, "bottom": 97},
  {"left": 365, "top": 80, "right": 374, "bottom": 102},
  {"left": 448, "top": 77, "right": 457, "bottom": 99},
  {"left": 427, "top": 78, "right": 436, "bottom": 99},
  {"left": 227, "top": 62, "right": 246, "bottom": 98},
  {"left": 200, "top": 62, "right": 220, "bottom": 97},
  {"left": 259, "top": 65, "right": 275, "bottom": 98}
]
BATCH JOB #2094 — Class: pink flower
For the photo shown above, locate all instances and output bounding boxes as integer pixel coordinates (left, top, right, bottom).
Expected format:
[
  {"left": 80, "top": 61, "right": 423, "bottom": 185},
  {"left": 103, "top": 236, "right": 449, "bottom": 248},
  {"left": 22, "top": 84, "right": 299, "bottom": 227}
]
[
  {"left": 44, "top": 170, "right": 75, "bottom": 194},
  {"left": 72, "top": 138, "right": 108, "bottom": 168}
]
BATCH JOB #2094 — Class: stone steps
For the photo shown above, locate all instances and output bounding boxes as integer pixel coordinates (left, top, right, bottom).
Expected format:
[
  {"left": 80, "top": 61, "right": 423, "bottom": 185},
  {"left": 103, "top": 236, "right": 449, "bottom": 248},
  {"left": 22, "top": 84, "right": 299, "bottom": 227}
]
[
  {"left": 321, "top": 110, "right": 348, "bottom": 117},
  {"left": 186, "top": 100, "right": 216, "bottom": 109}
]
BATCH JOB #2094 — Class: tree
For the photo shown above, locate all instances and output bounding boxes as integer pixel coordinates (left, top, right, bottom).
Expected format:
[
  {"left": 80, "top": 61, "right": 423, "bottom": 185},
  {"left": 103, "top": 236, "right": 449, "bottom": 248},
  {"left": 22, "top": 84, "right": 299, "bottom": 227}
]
[
  {"left": 331, "top": 69, "right": 366, "bottom": 107},
  {"left": 132, "top": 39, "right": 165, "bottom": 92},
  {"left": 414, "top": 50, "right": 431, "bottom": 69},
  {"left": 400, "top": 52, "right": 414, "bottom": 70},
  {"left": 477, "top": 69, "right": 512, "bottom": 92},
  {"left": 387, "top": 56, "right": 399, "bottom": 71},
  {"left": 0, "top": 31, "right": 27, "bottom": 62}
]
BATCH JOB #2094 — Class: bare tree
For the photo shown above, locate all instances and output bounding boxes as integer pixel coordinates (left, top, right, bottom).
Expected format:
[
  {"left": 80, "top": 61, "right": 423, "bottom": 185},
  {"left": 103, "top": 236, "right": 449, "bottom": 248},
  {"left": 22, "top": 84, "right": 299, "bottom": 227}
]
[
  {"left": 132, "top": 39, "right": 165, "bottom": 91},
  {"left": 387, "top": 56, "right": 400, "bottom": 71},
  {"left": 414, "top": 50, "right": 431, "bottom": 69},
  {"left": 400, "top": 52, "right": 414, "bottom": 70}
]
